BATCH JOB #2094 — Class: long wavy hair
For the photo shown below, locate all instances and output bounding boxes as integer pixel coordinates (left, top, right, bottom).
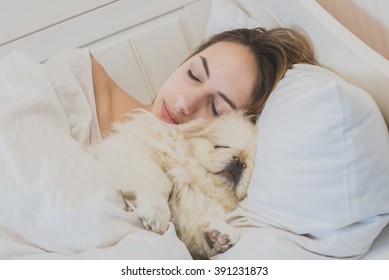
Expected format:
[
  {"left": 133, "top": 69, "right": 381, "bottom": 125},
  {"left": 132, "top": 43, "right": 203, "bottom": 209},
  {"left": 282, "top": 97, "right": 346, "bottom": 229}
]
[{"left": 186, "top": 27, "right": 318, "bottom": 122}]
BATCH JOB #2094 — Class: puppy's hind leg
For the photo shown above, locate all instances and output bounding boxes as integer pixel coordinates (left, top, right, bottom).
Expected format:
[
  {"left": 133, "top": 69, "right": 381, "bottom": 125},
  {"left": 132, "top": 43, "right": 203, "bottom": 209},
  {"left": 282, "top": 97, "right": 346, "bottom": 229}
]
[
  {"left": 187, "top": 213, "right": 240, "bottom": 259},
  {"left": 199, "top": 216, "right": 240, "bottom": 259}
]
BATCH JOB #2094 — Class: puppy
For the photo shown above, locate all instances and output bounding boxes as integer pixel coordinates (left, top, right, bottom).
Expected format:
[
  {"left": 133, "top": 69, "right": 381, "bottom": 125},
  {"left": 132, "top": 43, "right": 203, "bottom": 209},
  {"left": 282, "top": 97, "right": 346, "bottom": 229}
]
[{"left": 93, "top": 109, "right": 257, "bottom": 259}]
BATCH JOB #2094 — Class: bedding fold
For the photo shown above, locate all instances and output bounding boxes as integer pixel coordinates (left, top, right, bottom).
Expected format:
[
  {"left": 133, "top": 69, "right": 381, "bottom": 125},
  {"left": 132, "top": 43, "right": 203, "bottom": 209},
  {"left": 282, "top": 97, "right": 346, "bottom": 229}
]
[{"left": 43, "top": 48, "right": 102, "bottom": 146}]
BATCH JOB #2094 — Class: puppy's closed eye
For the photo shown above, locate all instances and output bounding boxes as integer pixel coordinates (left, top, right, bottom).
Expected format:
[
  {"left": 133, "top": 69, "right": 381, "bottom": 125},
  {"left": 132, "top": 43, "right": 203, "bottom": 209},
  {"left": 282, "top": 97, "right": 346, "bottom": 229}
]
[{"left": 214, "top": 145, "right": 230, "bottom": 149}]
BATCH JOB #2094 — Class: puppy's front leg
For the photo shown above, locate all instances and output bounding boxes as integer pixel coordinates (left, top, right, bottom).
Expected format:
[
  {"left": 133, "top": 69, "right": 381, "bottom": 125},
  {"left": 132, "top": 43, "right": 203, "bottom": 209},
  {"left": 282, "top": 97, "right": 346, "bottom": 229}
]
[
  {"left": 96, "top": 135, "right": 173, "bottom": 234},
  {"left": 121, "top": 164, "right": 172, "bottom": 234},
  {"left": 132, "top": 191, "right": 170, "bottom": 234}
]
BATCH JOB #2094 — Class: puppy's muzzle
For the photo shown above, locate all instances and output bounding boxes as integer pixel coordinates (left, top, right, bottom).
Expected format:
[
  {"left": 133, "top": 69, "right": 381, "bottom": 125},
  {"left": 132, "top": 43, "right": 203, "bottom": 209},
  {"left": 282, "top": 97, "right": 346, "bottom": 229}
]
[{"left": 218, "top": 156, "right": 246, "bottom": 186}]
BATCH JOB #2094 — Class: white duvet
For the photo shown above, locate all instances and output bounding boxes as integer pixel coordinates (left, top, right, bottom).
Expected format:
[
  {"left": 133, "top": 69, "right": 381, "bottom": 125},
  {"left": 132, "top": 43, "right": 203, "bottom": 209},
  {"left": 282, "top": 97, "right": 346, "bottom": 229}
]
[{"left": 0, "top": 51, "right": 191, "bottom": 259}]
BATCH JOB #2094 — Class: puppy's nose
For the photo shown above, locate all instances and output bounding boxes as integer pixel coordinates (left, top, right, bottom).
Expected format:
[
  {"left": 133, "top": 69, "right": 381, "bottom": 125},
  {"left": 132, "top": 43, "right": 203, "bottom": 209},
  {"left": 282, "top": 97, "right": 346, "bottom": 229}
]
[
  {"left": 221, "top": 156, "right": 246, "bottom": 186},
  {"left": 232, "top": 156, "right": 246, "bottom": 169}
]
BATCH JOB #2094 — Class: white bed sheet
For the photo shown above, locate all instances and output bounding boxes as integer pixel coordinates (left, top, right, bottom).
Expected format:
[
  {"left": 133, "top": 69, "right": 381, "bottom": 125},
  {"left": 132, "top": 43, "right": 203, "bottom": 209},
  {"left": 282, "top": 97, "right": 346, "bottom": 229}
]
[{"left": 363, "top": 223, "right": 389, "bottom": 259}]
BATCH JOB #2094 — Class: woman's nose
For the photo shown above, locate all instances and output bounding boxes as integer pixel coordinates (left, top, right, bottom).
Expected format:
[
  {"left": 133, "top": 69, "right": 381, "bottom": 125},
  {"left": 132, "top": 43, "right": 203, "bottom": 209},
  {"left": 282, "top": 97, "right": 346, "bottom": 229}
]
[{"left": 174, "top": 91, "right": 203, "bottom": 116}]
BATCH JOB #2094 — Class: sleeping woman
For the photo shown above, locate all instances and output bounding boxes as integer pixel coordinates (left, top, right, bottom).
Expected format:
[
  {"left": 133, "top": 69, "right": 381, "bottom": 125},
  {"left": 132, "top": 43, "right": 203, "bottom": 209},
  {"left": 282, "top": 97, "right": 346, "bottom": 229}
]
[{"left": 89, "top": 27, "right": 317, "bottom": 136}]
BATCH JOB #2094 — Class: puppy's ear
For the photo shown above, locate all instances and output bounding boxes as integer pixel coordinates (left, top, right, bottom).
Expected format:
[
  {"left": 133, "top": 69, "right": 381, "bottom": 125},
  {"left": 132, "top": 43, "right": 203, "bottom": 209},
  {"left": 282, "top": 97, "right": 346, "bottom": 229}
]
[
  {"left": 179, "top": 118, "right": 210, "bottom": 138},
  {"left": 179, "top": 111, "right": 253, "bottom": 139}
]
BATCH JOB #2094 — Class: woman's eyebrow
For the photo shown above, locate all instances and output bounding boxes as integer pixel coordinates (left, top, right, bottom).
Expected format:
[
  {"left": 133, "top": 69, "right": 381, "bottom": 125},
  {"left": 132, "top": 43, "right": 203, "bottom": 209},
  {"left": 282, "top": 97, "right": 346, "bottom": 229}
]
[
  {"left": 199, "top": 56, "right": 237, "bottom": 109},
  {"left": 199, "top": 56, "right": 209, "bottom": 78},
  {"left": 218, "top": 92, "right": 237, "bottom": 109}
]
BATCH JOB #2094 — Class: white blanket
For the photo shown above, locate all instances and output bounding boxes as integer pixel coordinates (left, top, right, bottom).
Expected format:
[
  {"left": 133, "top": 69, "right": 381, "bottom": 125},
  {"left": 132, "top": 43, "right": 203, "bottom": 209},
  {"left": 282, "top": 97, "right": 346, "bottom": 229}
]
[{"left": 0, "top": 51, "right": 191, "bottom": 259}]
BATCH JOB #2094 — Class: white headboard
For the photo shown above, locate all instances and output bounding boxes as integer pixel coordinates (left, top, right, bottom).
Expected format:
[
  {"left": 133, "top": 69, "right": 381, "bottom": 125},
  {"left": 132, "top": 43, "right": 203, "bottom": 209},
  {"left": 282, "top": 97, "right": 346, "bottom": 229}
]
[{"left": 0, "top": 0, "right": 211, "bottom": 105}]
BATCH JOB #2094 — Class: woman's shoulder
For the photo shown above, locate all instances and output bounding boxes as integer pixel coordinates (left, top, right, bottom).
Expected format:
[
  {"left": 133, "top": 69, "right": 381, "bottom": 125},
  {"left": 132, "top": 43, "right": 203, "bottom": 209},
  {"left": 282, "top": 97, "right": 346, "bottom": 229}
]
[{"left": 91, "top": 54, "right": 150, "bottom": 135}]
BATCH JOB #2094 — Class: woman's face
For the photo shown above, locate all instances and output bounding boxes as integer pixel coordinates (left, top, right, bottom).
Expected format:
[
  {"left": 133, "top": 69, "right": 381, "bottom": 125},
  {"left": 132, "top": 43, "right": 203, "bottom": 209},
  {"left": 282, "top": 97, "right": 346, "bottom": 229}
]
[{"left": 151, "top": 41, "right": 257, "bottom": 124}]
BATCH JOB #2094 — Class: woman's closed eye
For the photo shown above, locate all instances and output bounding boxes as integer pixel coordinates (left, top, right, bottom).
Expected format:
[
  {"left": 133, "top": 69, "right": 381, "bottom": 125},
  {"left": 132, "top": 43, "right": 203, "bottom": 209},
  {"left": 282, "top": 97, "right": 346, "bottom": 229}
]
[
  {"left": 187, "top": 68, "right": 220, "bottom": 117},
  {"left": 187, "top": 69, "right": 201, "bottom": 82},
  {"left": 210, "top": 99, "right": 219, "bottom": 117}
]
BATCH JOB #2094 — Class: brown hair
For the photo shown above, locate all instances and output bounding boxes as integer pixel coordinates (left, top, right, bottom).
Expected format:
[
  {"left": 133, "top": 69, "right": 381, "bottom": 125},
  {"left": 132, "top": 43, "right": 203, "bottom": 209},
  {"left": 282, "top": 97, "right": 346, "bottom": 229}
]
[{"left": 187, "top": 27, "right": 318, "bottom": 122}]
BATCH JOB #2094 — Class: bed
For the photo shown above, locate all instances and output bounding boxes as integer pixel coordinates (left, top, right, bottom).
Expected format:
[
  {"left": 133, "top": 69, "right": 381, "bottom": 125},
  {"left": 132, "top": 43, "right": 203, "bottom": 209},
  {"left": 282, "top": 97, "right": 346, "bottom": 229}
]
[{"left": 0, "top": 0, "right": 388, "bottom": 260}]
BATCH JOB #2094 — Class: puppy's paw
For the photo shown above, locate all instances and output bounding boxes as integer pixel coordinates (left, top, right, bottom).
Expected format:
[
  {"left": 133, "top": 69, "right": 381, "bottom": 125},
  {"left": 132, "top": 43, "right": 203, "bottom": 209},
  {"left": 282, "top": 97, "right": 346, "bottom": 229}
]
[
  {"left": 205, "top": 229, "right": 237, "bottom": 253},
  {"left": 203, "top": 219, "right": 239, "bottom": 256},
  {"left": 136, "top": 201, "right": 170, "bottom": 234}
]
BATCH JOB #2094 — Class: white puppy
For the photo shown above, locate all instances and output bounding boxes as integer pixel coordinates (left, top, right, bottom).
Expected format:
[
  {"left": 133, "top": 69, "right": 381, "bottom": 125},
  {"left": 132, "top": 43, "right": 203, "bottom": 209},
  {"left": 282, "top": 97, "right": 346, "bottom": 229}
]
[{"left": 94, "top": 110, "right": 257, "bottom": 259}]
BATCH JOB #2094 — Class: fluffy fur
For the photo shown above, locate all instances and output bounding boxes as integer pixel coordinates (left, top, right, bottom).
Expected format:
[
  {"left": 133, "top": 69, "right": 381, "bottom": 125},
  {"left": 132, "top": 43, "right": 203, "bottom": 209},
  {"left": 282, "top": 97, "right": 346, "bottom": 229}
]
[{"left": 93, "top": 110, "right": 257, "bottom": 259}]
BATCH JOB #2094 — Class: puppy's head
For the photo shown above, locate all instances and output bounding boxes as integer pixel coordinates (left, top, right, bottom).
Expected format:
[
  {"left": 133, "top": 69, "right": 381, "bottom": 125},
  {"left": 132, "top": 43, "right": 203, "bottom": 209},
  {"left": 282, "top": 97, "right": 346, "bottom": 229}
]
[{"left": 180, "top": 111, "right": 257, "bottom": 201}]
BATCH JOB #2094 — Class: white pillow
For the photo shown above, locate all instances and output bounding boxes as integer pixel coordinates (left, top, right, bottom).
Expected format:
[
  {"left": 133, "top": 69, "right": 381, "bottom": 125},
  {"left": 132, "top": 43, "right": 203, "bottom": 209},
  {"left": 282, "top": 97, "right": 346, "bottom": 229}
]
[
  {"left": 205, "top": 0, "right": 260, "bottom": 37},
  {"left": 239, "top": 64, "right": 389, "bottom": 257}
]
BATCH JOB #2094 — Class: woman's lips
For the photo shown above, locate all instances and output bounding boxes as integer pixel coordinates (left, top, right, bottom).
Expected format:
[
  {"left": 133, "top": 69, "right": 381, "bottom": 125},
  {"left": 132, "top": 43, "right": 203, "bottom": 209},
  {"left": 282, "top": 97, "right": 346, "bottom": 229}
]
[{"left": 161, "top": 102, "right": 178, "bottom": 124}]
